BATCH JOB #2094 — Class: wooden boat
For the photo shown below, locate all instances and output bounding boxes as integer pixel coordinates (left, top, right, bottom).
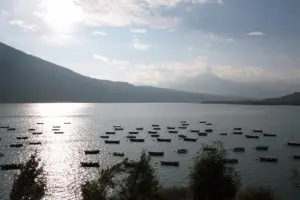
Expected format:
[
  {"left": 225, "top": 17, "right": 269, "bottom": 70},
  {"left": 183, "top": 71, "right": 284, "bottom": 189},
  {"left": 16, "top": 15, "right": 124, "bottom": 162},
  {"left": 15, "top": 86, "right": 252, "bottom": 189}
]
[
  {"left": 151, "top": 134, "right": 159, "bottom": 138},
  {"left": 287, "top": 141, "right": 300, "bottom": 146},
  {"left": 114, "top": 127, "right": 124, "bottom": 131},
  {"left": 113, "top": 152, "right": 125, "bottom": 157},
  {"left": 293, "top": 155, "right": 300, "bottom": 160},
  {"left": 148, "top": 151, "right": 164, "bottom": 156},
  {"left": 153, "top": 127, "right": 161, "bottom": 130},
  {"left": 37, "top": 123, "right": 44, "bottom": 125},
  {"left": 183, "top": 138, "right": 197, "bottom": 142},
  {"left": 199, "top": 121, "right": 206, "bottom": 123},
  {"left": 7, "top": 128, "right": 16, "bottom": 131},
  {"left": 0, "top": 153, "right": 3, "bottom": 157},
  {"left": 190, "top": 129, "right": 199, "bottom": 133},
  {"left": 255, "top": 146, "right": 269, "bottom": 151},
  {"left": 224, "top": 158, "right": 239, "bottom": 164},
  {"left": 1, "top": 164, "right": 22, "bottom": 170},
  {"left": 253, "top": 129, "right": 263, "bottom": 133},
  {"left": 113, "top": 125, "right": 122, "bottom": 128},
  {"left": 0, "top": 126, "right": 9, "bottom": 129},
  {"left": 245, "top": 135, "right": 259, "bottom": 139},
  {"left": 152, "top": 124, "right": 160, "bottom": 127},
  {"left": 64, "top": 122, "right": 71, "bottom": 124},
  {"left": 126, "top": 135, "right": 136, "bottom": 139},
  {"left": 167, "top": 127, "right": 176, "bottom": 130},
  {"left": 84, "top": 150, "right": 100, "bottom": 155},
  {"left": 233, "top": 147, "right": 245, "bottom": 152},
  {"left": 259, "top": 157, "right": 278, "bottom": 163},
  {"left": 168, "top": 130, "right": 178, "bottom": 134},
  {"left": 180, "top": 121, "right": 187, "bottom": 123},
  {"left": 53, "top": 126, "right": 61, "bottom": 128},
  {"left": 10, "top": 144, "right": 23, "bottom": 148},
  {"left": 220, "top": 133, "right": 227, "bottom": 136},
  {"left": 136, "top": 127, "right": 143, "bottom": 130},
  {"left": 178, "top": 126, "right": 187, "bottom": 129},
  {"left": 128, "top": 131, "right": 138, "bottom": 134},
  {"left": 52, "top": 129, "right": 60, "bottom": 131},
  {"left": 205, "top": 129, "right": 213, "bottom": 133},
  {"left": 54, "top": 131, "right": 64, "bottom": 134},
  {"left": 177, "top": 149, "right": 188, "bottom": 154},
  {"left": 234, "top": 128, "right": 242, "bottom": 130},
  {"left": 157, "top": 138, "right": 171, "bottom": 142},
  {"left": 198, "top": 132, "right": 207, "bottom": 136},
  {"left": 178, "top": 135, "right": 186, "bottom": 138},
  {"left": 80, "top": 162, "right": 99, "bottom": 168},
  {"left": 148, "top": 131, "right": 157, "bottom": 134},
  {"left": 105, "top": 140, "right": 120, "bottom": 144},
  {"left": 32, "top": 132, "right": 42, "bottom": 135},
  {"left": 206, "top": 123, "right": 212, "bottom": 126},
  {"left": 28, "top": 128, "right": 35, "bottom": 131},
  {"left": 106, "top": 131, "right": 115, "bottom": 135},
  {"left": 16, "top": 136, "right": 28, "bottom": 140},
  {"left": 29, "top": 142, "right": 42, "bottom": 145},
  {"left": 130, "top": 138, "right": 145, "bottom": 143},
  {"left": 160, "top": 161, "right": 179, "bottom": 167},
  {"left": 181, "top": 123, "right": 189, "bottom": 126},
  {"left": 233, "top": 131, "right": 243, "bottom": 135},
  {"left": 263, "top": 133, "right": 277, "bottom": 137},
  {"left": 100, "top": 136, "right": 109, "bottom": 139}
]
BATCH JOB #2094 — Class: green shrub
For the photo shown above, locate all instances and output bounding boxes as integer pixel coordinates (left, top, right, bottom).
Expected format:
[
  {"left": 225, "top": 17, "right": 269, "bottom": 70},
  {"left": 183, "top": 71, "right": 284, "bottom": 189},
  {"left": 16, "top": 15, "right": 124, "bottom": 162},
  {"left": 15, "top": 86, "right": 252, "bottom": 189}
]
[
  {"left": 159, "top": 186, "right": 190, "bottom": 200},
  {"left": 236, "top": 186, "right": 275, "bottom": 200}
]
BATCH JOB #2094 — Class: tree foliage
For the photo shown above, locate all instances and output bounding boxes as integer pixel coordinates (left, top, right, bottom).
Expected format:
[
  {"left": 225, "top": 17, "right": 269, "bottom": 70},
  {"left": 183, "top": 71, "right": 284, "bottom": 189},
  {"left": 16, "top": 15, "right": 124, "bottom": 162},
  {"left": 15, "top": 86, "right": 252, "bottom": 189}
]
[{"left": 235, "top": 186, "right": 275, "bottom": 200}]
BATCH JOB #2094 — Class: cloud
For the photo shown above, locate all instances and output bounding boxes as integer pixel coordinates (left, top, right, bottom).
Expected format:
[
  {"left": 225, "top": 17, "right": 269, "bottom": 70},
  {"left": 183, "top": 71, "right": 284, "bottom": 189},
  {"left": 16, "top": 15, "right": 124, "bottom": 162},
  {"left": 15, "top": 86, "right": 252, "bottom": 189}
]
[
  {"left": 9, "top": 20, "right": 37, "bottom": 32},
  {"left": 41, "top": 33, "right": 81, "bottom": 46},
  {"left": 130, "top": 29, "right": 147, "bottom": 34},
  {"left": 247, "top": 32, "right": 267, "bottom": 36},
  {"left": 93, "top": 54, "right": 130, "bottom": 66},
  {"left": 91, "top": 31, "right": 107, "bottom": 36},
  {"left": 133, "top": 42, "right": 152, "bottom": 50},
  {"left": 1, "top": 10, "right": 9, "bottom": 16}
]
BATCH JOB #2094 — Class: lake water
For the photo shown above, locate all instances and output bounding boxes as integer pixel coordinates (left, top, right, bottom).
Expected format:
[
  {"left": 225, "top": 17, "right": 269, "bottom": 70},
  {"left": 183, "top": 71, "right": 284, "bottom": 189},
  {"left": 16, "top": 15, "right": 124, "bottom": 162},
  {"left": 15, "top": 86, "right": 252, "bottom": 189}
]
[{"left": 0, "top": 103, "right": 300, "bottom": 200}]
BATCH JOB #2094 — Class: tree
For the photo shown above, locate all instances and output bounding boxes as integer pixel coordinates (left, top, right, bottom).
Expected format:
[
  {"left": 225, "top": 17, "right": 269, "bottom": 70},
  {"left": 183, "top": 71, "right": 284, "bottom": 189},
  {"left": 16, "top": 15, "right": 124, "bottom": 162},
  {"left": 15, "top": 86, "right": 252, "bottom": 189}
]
[
  {"left": 189, "top": 141, "right": 240, "bottom": 200},
  {"left": 236, "top": 186, "right": 275, "bottom": 200},
  {"left": 10, "top": 153, "right": 46, "bottom": 200},
  {"left": 119, "top": 151, "right": 161, "bottom": 200}
]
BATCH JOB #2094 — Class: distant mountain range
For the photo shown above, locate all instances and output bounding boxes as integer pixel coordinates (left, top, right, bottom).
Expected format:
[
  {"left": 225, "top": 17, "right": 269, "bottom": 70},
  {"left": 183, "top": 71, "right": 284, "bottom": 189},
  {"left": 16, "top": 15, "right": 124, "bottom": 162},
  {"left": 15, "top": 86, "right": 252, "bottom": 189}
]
[{"left": 0, "top": 42, "right": 245, "bottom": 103}]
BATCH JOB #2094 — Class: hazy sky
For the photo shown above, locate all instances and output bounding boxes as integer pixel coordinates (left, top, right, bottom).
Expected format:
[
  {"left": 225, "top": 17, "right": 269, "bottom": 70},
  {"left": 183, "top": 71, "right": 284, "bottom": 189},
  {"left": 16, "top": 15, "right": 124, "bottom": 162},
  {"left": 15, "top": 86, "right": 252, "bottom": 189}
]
[{"left": 1, "top": 0, "right": 300, "bottom": 98}]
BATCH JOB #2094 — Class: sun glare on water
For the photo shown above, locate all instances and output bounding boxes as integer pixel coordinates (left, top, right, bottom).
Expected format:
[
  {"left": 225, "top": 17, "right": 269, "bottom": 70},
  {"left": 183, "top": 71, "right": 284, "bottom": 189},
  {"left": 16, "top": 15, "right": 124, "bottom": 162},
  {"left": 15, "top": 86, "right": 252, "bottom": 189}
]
[{"left": 40, "top": 0, "right": 84, "bottom": 33}]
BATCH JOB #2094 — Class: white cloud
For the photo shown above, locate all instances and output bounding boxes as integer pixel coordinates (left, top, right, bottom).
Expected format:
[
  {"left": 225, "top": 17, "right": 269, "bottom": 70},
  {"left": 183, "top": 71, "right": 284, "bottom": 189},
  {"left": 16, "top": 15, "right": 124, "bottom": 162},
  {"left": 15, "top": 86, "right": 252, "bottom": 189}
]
[
  {"left": 9, "top": 20, "right": 37, "bottom": 32},
  {"left": 130, "top": 28, "right": 147, "bottom": 34},
  {"left": 1, "top": 10, "right": 9, "bottom": 16},
  {"left": 41, "top": 33, "right": 81, "bottom": 46},
  {"left": 247, "top": 32, "right": 267, "bottom": 36},
  {"left": 91, "top": 31, "right": 107, "bottom": 36},
  {"left": 133, "top": 42, "right": 152, "bottom": 50},
  {"left": 93, "top": 54, "right": 130, "bottom": 66}
]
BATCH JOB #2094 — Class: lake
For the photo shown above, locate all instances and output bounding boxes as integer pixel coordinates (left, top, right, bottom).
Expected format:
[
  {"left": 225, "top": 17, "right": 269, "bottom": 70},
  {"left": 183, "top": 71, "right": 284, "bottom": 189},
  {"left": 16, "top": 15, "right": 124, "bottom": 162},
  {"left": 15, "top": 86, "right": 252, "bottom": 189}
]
[{"left": 0, "top": 103, "right": 299, "bottom": 200}]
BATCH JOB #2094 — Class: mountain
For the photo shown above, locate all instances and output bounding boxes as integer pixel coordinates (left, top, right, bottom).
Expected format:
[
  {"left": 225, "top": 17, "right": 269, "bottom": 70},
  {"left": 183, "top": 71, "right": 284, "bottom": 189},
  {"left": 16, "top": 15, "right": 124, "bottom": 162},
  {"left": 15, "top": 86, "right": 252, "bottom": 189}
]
[
  {"left": 205, "top": 92, "right": 300, "bottom": 106},
  {"left": 0, "top": 42, "right": 242, "bottom": 103}
]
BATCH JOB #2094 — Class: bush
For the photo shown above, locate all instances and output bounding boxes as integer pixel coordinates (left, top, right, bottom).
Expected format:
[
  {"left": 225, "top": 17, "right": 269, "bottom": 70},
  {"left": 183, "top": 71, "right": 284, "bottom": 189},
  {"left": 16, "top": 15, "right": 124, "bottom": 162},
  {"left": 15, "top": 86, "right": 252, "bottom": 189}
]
[
  {"left": 10, "top": 153, "right": 46, "bottom": 200},
  {"left": 119, "top": 151, "right": 161, "bottom": 200},
  {"left": 189, "top": 141, "right": 240, "bottom": 200},
  {"left": 159, "top": 186, "right": 190, "bottom": 200},
  {"left": 236, "top": 186, "right": 275, "bottom": 200}
]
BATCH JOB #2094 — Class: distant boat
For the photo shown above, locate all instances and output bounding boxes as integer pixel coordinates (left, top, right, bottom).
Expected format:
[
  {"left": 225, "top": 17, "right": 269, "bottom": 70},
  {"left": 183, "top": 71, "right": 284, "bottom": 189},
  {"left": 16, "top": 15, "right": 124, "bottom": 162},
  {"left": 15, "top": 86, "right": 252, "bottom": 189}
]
[
  {"left": 153, "top": 127, "right": 161, "bottom": 130},
  {"left": 233, "top": 131, "right": 243, "bottom": 135},
  {"left": 177, "top": 149, "right": 188, "bottom": 154},
  {"left": 220, "top": 133, "right": 227, "bottom": 136},
  {"left": 167, "top": 127, "right": 176, "bottom": 130},
  {"left": 183, "top": 138, "right": 197, "bottom": 142},
  {"left": 263, "top": 133, "right": 277, "bottom": 137},
  {"left": 32, "top": 132, "right": 42, "bottom": 135},
  {"left": 287, "top": 141, "right": 300, "bottom": 146},
  {"left": 178, "top": 135, "right": 186, "bottom": 138},
  {"left": 10, "top": 144, "right": 23, "bottom": 148},
  {"left": 157, "top": 138, "right": 171, "bottom": 142},
  {"left": 105, "top": 140, "right": 120, "bottom": 144},
  {"left": 113, "top": 152, "right": 125, "bottom": 157},
  {"left": 100, "top": 135, "right": 109, "bottom": 139},
  {"left": 64, "top": 122, "right": 71, "bottom": 124},
  {"left": 80, "top": 162, "right": 99, "bottom": 168},
  {"left": 126, "top": 135, "right": 136, "bottom": 139},
  {"left": 136, "top": 127, "right": 143, "bottom": 130},
  {"left": 198, "top": 132, "right": 208, "bottom": 136},
  {"left": 7, "top": 128, "right": 16, "bottom": 131},
  {"left": 128, "top": 131, "right": 138, "bottom": 134},
  {"left": 234, "top": 128, "right": 242, "bottom": 130},
  {"left": 113, "top": 125, "right": 122, "bottom": 128},
  {"left": 37, "top": 123, "right": 44, "bottom": 125},
  {"left": 178, "top": 126, "right": 187, "bottom": 129},
  {"left": 224, "top": 158, "right": 239, "bottom": 164},
  {"left": 245, "top": 135, "right": 260, "bottom": 139},
  {"left": 29, "top": 142, "right": 41, "bottom": 145},
  {"left": 160, "top": 161, "right": 179, "bottom": 167},
  {"left": 130, "top": 138, "right": 145, "bottom": 142},
  {"left": 114, "top": 127, "right": 124, "bottom": 131},
  {"left": 199, "top": 121, "right": 206, "bottom": 123},
  {"left": 84, "top": 150, "right": 100, "bottom": 155},
  {"left": 54, "top": 131, "right": 64, "bottom": 134},
  {"left": 1, "top": 164, "right": 22, "bottom": 170},
  {"left": 53, "top": 126, "right": 61, "bottom": 128},
  {"left": 148, "top": 151, "right": 164, "bottom": 156},
  {"left": 151, "top": 134, "right": 159, "bottom": 138},
  {"left": 152, "top": 124, "right": 160, "bottom": 127},
  {"left": 168, "top": 130, "right": 178, "bottom": 134},
  {"left": 255, "top": 146, "right": 269, "bottom": 151},
  {"left": 259, "top": 157, "right": 278, "bottom": 163},
  {"left": 233, "top": 147, "right": 245, "bottom": 152},
  {"left": 180, "top": 121, "right": 187, "bottom": 123},
  {"left": 293, "top": 155, "right": 300, "bottom": 160},
  {"left": 206, "top": 123, "right": 212, "bottom": 126},
  {"left": 181, "top": 123, "right": 189, "bottom": 126},
  {"left": 106, "top": 131, "right": 115, "bottom": 135},
  {"left": 0, "top": 126, "right": 9, "bottom": 129},
  {"left": 148, "top": 131, "right": 157, "bottom": 134},
  {"left": 28, "top": 128, "right": 35, "bottom": 131},
  {"left": 52, "top": 129, "right": 60, "bottom": 131},
  {"left": 253, "top": 129, "right": 263, "bottom": 133},
  {"left": 190, "top": 129, "right": 199, "bottom": 133},
  {"left": 205, "top": 129, "right": 213, "bottom": 133},
  {"left": 16, "top": 136, "right": 28, "bottom": 140}
]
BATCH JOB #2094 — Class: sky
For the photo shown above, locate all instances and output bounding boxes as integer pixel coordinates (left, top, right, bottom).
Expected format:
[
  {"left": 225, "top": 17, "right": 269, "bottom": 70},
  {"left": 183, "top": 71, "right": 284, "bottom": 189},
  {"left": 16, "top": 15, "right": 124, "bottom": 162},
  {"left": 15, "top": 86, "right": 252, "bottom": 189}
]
[{"left": 0, "top": 0, "right": 300, "bottom": 98}]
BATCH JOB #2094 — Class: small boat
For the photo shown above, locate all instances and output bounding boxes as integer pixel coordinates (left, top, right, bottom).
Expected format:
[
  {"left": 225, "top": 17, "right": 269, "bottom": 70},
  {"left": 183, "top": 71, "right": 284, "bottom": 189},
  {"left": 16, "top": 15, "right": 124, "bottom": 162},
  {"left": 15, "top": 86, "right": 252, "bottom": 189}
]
[
  {"left": 100, "top": 136, "right": 109, "bottom": 139},
  {"left": 255, "top": 146, "right": 269, "bottom": 151},
  {"left": 0, "top": 126, "right": 9, "bottom": 129},
  {"left": 245, "top": 135, "right": 259, "bottom": 139},
  {"left": 151, "top": 134, "right": 159, "bottom": 138},
  {"left": 152, "top": 124, "right": 160, "bottom": 127},
  {"left": 53, "top": 126, "right": 61, "bottom": 128},
  {"left": 54, "top": 131, "right": 64, "bottom": 134},
  {"left": 105, "top": 140, "right": 120, "bottom": 144},
  {"left": 190, "top": 129, "right": 199, "bottom": 133},
  {"left": 167, "top": 127, "right": 176, "bottom": 130},
  {"left": 16, "top": 136, "right": 28, "bottom": 140},
  {"left": 199, "top": 121, "right": 206, "bottom": 123},
  {"left": 64, "top": 122, "right": 71, "bottom": 124},
  {"left": 180, "top": 121, "right": 187, "bottom": 123},
  {"left": 28, "top": 128, "right": 35, "bottom": 131},
  {"left": 157, "top": 138, "right": 171, "bottom": 142},
  {"left": 1, "top": 164, "right": 22, "bottom": 170},
  {"left": 168, "top": 130, "right": 178, "bottom": 134},
  {"left": 37, "top": 123, "right": 44, "bottom": 125},
  {"left": 80, "top": 162, "right": 99, "bottom": 168},
  {"left": 113, "top": 152, "right": 125, "bottom": 157},
  {"left": 224, "top": 158, "right": 239, "bottom": 164},
  {"left": 233, "top": 132, "right": 243, "bottom": 135},
  {"left": 177, "top": 149, "right": 188, "bottom": 154},
  {"left": 234, "top": 128, "right": 242, "bottom": 130},
  {"left": 10, "top": 144, "right": 23, "bottom": 148},
  {"left": 287, "top": 141, "right": 300, "bottom": 146},
  {"left": 205, "top": 129, "right": 213, "bottom": 133},
  {"left": 178, "top": 135, "right": 187, "bottom": 138},
  {"left": 206, "top": 123, "right": 212, "bottom": 126},
  {"left": 203, "top": 147, "right": 216, "bottom": 151},
  {"left": 7, "top": 128, "right": 16, "bottom": 131},
  {"left": 293, "top": 155, "right": 300, "bottom": 160},
  {"left": 148, "top": 131, "right": 157, "bottom": 134},
  {"left": 0, "top": 153, "right": 4, "bottom": 157},
  {"left": 29, "top": 142, "right": 41, "bottom": 145},
  {"left": 253, "top": 129, "right": 263, "bottom": 133},
  {"left": 148, "top": 151, "right": 164, "bottom": 156},
  {"left": 259, "top": 157, "right": 278, "bottom": 163},
  {"left": 32, "top": 132, "right": 42, "bottom": 135},
  {"left": 106, "top": 131, "right": 115, "bottom": 135},
  {"left": 220, "top": 133, "right": 227, "bottom": 136},
  {"left": 52, "top": 129, "right": 60, "bottom": 131},
  {"left": 263, "top": 133, "right": 277, "bottom": 137},
  {"left": 128, "top": 131, "right": 138, "bottom": 134},
  {"left": 183, "top": 138, "right": 197, "bottom": 142},
  {"left": 160, "top": 161, "right": 179, "bottom": 167},
  {"left": 153, "top": 127, "right": 161, "bottom": 130},
  {"left": 136, "top": 127, "right": 143, "bottom": 130},
  {"left": 84, "top": 150, "right": 100, "bottom": 155},
  {"left": 178, "top": 126, "right": 187, "bottom": 129},
  {"left": 126, "top": 135, "right": 136, "bottom": 139},
  {"left": 114, "top": 127, "right": 124, "bottom": 131},
  {"left": 181, "top": 123, "right": 189, "bottom": 126},
  {"left": 233, "top": 147, "right": 245, "bottom": 152},
  {"left": 198, "top": 132, "right": 207, "bottom": 136},
  {"left": 130, "top": 138, "right": 145, "bottom": 143}
]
